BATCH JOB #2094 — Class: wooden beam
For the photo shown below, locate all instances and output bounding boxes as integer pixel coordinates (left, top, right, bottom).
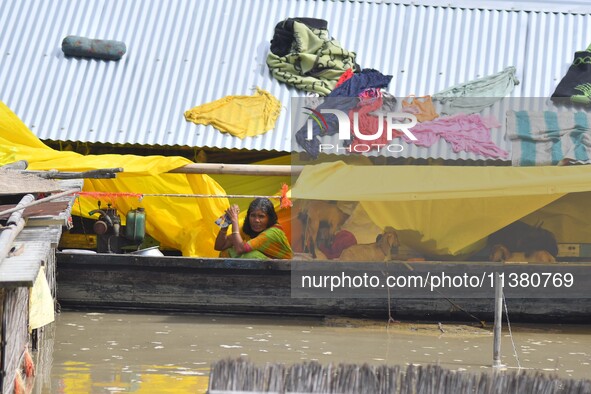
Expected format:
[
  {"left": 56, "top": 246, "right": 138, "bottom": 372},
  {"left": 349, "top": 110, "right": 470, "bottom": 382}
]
[{"left": 168, "top": 163, "right": 303, "bottom": 176}]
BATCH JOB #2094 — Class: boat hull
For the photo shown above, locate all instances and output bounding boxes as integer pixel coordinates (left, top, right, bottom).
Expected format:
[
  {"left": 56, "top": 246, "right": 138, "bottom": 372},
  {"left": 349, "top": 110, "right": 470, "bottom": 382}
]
[{"left": 56, "top": 253, "right": 591, "bottom": 323}]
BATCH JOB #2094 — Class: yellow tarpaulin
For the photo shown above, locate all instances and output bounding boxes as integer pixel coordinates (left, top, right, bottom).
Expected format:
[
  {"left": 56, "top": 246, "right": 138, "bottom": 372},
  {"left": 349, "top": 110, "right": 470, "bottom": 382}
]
[
  {"left": 210, "top": 155, "right": 292, "bottom": 212},
  {"left": 292, "top": 161, "right": 591, "bottom": 257},
  {"left": 0, "top": 101, "right": 228, "bottom": 257}
]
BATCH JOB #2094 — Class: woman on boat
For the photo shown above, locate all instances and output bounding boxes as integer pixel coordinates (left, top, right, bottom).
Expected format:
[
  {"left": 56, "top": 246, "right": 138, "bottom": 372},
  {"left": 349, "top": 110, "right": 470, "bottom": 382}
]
[{"left": 214, "top": 197, "right": 293, "bottom": 259}]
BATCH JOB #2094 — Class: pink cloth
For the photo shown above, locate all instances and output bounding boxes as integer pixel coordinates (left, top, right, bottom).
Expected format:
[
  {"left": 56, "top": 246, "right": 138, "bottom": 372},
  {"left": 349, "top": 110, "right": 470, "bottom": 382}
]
[
  {"left": 399, "top": 113, "right": 508, "bottom": 159},
  {"left": 347, "top": 97, "right": 507, "bottom": 159}
]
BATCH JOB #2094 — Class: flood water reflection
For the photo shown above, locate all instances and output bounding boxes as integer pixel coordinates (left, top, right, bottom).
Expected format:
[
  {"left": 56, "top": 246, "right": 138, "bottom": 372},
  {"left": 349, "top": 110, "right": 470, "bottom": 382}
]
[{"left": 34, "top": 311, "right": 591, "bottom": 393}]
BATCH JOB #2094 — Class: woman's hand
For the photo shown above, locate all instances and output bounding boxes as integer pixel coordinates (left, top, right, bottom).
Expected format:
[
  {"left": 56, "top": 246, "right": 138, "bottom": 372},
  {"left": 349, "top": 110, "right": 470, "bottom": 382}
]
[
  {"left": 226, "top": 204, "right": 240, "bottom": 225},
  {"left": 225, "top": 204, "right": 248, "bottom": 254},
  {"left": 215, "top": 205, "right": 240, "bottom": 252}
]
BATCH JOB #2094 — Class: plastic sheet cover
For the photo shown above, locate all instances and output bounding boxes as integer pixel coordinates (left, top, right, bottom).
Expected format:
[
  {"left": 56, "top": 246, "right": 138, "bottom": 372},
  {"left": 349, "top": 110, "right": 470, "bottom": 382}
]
[
  {"left": 0, "top": 102, "right": 228, "bottom": 257},
  {"left": 292, "top": 161, "right": 591, "bottom": 257}
]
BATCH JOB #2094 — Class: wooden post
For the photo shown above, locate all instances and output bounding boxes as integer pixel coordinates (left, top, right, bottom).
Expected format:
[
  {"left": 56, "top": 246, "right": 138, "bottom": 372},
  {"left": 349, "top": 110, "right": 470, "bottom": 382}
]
[{"left": 493, "top": 272, "right": 503, "bottom": 368}]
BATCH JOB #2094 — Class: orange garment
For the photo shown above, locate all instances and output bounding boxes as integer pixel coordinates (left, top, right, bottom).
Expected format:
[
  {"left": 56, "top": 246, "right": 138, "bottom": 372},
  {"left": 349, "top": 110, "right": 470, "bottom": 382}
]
[
  {"left": 401, "top": 95, "right": 439, "bottom": 122},
  {"left": 184, "top": 88, "right": 281, "bottom": 139}
]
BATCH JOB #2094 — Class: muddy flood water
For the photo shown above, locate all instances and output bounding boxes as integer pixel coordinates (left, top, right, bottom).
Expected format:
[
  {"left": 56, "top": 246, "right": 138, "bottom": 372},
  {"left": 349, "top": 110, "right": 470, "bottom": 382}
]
[{"left": 32, "top": 310, "right": 591, "bottom": 393}]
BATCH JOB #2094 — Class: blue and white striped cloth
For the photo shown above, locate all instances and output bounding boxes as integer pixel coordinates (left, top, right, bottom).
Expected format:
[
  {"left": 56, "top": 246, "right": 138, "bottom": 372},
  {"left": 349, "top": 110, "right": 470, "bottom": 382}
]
[{"left": 506, "top": 110, "right": 591, "bottom": 166}]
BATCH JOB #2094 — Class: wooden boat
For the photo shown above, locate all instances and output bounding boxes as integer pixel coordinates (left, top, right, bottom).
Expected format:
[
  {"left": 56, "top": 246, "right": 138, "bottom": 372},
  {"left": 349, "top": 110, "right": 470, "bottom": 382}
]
[{"left": 55, "top": 252, "right": 591, "bottom": 323}]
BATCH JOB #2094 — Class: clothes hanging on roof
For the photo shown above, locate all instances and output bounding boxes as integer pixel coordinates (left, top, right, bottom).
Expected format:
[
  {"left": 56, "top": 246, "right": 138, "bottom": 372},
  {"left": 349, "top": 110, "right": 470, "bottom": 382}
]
[
  {"left": 433, "top": 66, "right": 519, "bottom": 115},
  {"left": 295, "top": 69, "right": 393, "bottom": 157},
  {"left": 552, "top": 43, "right": 591, "bottom": 105},
  {"left": 506, "top": 110, "right": 591, "bottom": 166},
  {"left": 398, "top": 113, "right": 508, "bottom": 159},
  {"left": 296, "top": 96, "right": 358, "bottom": 157},
  {"left": 349, "top": 95, "right": 404, "bottom": 151},
  {"left": 184, "top": 88, "right": 281, "bottom": 139},
  {"left": 401, "top": 95, "right": 439, "bottom": 122},
  {"left": 266, "top": 18, "right": 360, "bottom": 96},
  {"left": 335, "top": 68, "right": 355, "bottom": 88},
  {"left": 329, "top": 69, "right": 392, "bottom": 97}
]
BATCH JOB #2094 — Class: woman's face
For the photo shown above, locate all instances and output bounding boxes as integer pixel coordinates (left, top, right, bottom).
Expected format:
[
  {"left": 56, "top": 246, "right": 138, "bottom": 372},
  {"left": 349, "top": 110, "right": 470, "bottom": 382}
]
[{"left": 248, "top": 208, "right": 269, "bottom": 233}]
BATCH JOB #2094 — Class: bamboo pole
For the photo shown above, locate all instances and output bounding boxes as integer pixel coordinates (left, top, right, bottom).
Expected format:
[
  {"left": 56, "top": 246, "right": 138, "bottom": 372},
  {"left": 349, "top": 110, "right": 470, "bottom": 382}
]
[{"left": 167, "top": 163, "right": 303, "bottom": 176}]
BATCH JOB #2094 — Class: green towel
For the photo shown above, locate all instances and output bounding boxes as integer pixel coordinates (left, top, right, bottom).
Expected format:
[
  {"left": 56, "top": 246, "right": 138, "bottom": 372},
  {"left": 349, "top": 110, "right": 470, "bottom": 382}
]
[{"left": 267, "top": 18, "right": 359, "bottom": 96}]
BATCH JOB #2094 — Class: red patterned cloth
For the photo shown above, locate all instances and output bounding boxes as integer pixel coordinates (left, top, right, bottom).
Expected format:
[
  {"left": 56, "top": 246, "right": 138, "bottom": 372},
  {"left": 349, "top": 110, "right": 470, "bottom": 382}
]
[{"left": 318, "top": 230, "right": 357, "bottom": 259}]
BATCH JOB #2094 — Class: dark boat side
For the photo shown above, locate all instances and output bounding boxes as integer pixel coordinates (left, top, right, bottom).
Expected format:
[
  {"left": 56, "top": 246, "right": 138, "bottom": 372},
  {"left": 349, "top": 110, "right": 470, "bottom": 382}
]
[{"left": 56, "top": 252, "right": 591, "bottom": 323}]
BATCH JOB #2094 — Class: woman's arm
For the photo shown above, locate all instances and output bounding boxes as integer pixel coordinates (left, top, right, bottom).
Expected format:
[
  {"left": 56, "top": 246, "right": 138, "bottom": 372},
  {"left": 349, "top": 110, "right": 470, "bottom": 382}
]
[
  {"left": 226, "top": 204, "right": 249, "bottom": 254},
  {"left": 214, "top": 226, "right": 232, "bottom": 251}
]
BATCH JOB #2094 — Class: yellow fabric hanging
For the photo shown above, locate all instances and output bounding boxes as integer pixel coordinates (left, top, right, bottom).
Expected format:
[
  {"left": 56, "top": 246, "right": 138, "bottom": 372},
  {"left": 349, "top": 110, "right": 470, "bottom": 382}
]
[
  {"left": 184, "top": 88, "right": 281, "bottom": 139},
  {"left": 29, "top": 267, "right": 54, "bottom": 330},
  {"left": 292, "top": 161, "right": 591, "bottom": 257},
  {"left": 210, "top": 155, "right": 292, "bottom": 211},
  {"left": 0, "top": 101, "right": 228, "bottom": 257}
]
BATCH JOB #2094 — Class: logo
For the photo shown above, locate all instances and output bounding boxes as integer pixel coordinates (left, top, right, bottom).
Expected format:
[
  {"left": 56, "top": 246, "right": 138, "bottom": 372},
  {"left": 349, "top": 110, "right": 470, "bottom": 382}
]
[
  {"left": 304, "top": 108, "right": 418, "bottom": 154},
  {"left": 303, "top": 107, "right": 328, "bottom": 134}
]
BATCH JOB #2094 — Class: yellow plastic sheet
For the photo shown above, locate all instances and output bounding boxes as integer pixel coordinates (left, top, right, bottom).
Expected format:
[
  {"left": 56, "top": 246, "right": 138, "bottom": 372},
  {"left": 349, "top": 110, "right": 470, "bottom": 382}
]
[
  {"left": 0, "top": 102, "right": 228, "bottom": 257},
  {"left": 210, "top": 155, "right": 292, "bottom": 211},
  {"left": 29, "top": 267, "right": 54, "bottom": 330},
  {"left": 292, "top": 161, "right": 591, "bottom": 256}
]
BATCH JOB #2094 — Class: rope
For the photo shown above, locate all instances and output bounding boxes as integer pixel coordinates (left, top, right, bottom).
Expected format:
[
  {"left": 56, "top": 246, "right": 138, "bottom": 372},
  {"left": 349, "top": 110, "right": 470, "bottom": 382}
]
[
  {"left": 144, "top": 193, "right": 283, "bottom": 199},
  {"left": 76, "top": 196, "right": 92, "bottom": 245},
  {"left": 76, "top": 183, "right": 294, "bottom": 209},
  {"left": 382, "top": 259, "right": 484, "bottom": 327},
  {"left": 76, "top": 184, "right": 291, "bottom": 208},
  {"left": 78, "top": 191, "right": 282, "bottom": 200},
  {"left": 503, "top": 293, "right": 522, "bottom": 369}
]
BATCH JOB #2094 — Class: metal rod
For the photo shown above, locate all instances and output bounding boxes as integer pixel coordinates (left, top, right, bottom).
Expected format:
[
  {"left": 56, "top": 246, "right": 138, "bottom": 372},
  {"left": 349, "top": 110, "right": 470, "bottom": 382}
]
[{"left": 493, "top": 272, "right": 503, "bottom": 368}]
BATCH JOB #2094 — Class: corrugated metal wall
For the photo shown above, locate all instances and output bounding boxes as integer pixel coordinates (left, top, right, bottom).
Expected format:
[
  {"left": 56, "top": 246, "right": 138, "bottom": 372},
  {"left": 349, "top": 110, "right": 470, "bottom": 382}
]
[{"left": 1, "top": 0, "right": 591, "bottom": 161}]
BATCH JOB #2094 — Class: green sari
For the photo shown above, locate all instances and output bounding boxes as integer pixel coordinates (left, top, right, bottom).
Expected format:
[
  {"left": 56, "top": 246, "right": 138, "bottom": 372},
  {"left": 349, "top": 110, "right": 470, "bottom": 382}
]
[{"left": 221, "top": 225, "right": 293, "bottom": 260}]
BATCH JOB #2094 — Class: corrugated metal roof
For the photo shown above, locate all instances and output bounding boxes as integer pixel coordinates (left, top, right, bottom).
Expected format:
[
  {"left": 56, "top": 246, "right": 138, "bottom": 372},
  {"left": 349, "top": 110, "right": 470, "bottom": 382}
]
[
  {"left": 1, "top": 0, "right": 591, "bottom": 161},
  {"left": 359, "top": 0, "right": 591, "bottom": 14}
]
